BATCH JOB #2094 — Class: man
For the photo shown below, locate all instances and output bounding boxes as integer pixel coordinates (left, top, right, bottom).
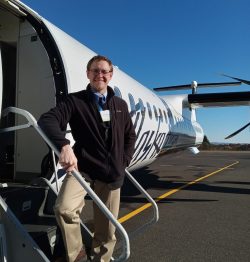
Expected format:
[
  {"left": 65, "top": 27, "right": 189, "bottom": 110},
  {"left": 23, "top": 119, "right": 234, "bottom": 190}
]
[{"left": 38, "top": 55, "right": 136, "bottom": 262}]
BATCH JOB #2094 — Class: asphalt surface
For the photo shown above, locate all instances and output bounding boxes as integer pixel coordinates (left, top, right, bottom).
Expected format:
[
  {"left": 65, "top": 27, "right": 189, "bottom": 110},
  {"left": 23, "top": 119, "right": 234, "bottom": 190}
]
[{"left": 114, "top": 151, "right": 250, "bottom": 262}]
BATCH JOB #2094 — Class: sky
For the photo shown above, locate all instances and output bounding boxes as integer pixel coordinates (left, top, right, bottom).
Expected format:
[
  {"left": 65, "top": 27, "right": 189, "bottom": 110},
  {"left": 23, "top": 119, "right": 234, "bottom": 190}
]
[{"left": 21, "top": 0, "right": 250, "bottom": 143}]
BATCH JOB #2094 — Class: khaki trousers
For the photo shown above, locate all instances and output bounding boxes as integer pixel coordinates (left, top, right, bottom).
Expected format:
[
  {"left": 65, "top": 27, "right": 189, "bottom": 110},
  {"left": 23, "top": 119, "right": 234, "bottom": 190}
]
[{"left": 54, "top": 174, "right": 120, "bottom": 262}]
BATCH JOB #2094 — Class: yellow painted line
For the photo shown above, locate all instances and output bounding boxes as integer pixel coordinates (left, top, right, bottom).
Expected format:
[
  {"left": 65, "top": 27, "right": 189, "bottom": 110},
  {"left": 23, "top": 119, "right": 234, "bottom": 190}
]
[{"left": 118, "top": 161, "right": 239, "bottom": 224}]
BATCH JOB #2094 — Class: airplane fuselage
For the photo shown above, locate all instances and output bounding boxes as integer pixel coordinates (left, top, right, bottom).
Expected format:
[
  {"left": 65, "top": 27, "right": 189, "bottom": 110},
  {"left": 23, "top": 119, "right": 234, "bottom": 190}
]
[{"left": 0, "top": 0, "right": 204, "bottom": 180}]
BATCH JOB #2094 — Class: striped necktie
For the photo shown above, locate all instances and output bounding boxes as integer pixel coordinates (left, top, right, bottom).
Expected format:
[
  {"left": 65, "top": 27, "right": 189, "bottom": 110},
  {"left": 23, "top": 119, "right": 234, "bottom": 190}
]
[{"left": 98, "top": 96, "right": 104, "bottom": 110}]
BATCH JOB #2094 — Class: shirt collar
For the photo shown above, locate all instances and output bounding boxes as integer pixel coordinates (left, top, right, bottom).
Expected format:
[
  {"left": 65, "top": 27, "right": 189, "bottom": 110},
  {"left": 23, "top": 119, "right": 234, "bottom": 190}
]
[{"left": 90, "top": 87, "right": 107, "bottom": 103}]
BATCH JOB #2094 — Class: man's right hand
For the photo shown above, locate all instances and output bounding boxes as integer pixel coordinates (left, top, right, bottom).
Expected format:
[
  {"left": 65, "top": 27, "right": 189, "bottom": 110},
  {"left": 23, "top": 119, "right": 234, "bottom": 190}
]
[{"left": 59, "top": 144, "right": 78, "bottom": 172}]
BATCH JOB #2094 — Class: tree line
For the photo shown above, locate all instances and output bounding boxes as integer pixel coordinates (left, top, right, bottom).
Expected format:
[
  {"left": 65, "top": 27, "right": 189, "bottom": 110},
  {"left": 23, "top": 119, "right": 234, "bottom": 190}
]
[{"left": 200, "top": 135, "right": 250, "bottom": 151}]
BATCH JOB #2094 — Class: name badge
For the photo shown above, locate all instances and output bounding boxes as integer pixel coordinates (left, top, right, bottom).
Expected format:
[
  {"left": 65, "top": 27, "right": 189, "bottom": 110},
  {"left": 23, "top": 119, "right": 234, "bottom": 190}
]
[{"left": 100, "top": 110, "right": 111, "bottom": 122}]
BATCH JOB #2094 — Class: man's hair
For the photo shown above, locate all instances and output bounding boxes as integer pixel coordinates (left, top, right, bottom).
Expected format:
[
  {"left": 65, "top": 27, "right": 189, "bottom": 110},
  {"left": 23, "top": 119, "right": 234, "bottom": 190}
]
[{"left": 87, "top": 55, "right": 113, "bottom": 72}]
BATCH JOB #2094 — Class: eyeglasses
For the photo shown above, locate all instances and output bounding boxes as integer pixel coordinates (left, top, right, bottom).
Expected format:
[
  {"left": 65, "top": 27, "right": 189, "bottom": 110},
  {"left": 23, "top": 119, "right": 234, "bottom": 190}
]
[{"left": 89, "top": 69, "right": 112, "bottom": 75}]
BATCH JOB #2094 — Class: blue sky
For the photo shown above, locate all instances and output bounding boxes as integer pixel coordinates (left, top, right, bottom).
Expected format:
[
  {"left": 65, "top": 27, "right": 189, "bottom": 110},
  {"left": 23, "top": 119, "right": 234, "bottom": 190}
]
[{"left": 22, "top": 0, "right": 250, "bottom": 143}]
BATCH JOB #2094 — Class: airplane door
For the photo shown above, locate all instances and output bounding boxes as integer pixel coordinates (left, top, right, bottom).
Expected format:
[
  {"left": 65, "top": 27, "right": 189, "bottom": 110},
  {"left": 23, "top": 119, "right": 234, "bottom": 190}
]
[{"left": 15, "top": 20, "right": 55, "bottom": 181}]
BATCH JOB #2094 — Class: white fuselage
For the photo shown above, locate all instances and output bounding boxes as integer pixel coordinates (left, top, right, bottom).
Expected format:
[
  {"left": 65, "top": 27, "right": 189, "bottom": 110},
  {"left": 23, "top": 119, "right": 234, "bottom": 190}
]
[{"left": 0, "top": 0, "right": 204, "bottom": 178}]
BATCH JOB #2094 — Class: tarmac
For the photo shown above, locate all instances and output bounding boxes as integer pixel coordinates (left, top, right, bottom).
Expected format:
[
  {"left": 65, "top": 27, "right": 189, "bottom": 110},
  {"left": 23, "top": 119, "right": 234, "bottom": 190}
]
[{"left": 114, "top": 150, "right": 250, "bottom": 262}]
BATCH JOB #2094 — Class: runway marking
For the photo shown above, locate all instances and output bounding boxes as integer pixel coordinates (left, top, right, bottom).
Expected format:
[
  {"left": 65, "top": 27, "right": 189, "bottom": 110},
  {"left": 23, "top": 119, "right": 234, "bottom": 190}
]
[{"left": 118, "top": 161, "right": 239, "bottom": 224}]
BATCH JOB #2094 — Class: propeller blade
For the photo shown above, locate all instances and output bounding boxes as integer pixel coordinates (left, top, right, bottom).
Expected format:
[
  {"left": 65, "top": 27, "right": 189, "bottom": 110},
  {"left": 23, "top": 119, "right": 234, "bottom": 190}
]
[
  {"left": 153, "top": 81, "right": 241, "bottom": 91},
  {"left": 225, "top": 122, "right": 250, "bottom": 139},
  {"left": 221, "top": 74, "right": 250, "bottom": 85}
]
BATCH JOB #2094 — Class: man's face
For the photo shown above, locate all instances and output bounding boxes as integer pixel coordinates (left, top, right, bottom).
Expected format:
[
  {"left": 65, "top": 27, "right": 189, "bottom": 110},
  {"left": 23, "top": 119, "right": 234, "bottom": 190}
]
[{"left": 87, "top": 60, "right": 113, "bottom": 94}]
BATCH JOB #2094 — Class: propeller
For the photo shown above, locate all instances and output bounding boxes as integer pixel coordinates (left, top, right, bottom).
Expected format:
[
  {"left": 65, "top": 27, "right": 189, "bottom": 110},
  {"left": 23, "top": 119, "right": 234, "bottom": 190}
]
[
  {"left": 221, "top": 74, "right": 250, "bottom": 86},
  {"left": 153, "top": 81, "right": 241, "bottom": 92},
  {"left": 154, "top": 74, "right": 250, "bottom": 92},
  {"left": 225, "top": 122, "right": 250, "bottom": 139},
  {"left": 222, "top": 74, "right": 250, "bottom": 139},
  {"left": 153, "top": 74, "right": 250, "bottom": 92}
]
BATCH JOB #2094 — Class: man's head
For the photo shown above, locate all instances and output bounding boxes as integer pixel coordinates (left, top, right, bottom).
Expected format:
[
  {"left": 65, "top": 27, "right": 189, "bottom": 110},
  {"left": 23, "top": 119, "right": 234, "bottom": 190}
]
[{"left": 87, "top": 55, "right": 113, "bottom": 94}]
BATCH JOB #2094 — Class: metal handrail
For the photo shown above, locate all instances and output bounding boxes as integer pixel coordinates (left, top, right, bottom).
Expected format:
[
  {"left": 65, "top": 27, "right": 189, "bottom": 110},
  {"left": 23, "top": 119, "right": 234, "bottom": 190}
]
[
  {"left": 0, "top": 107, "right": 130, "bottom": 262},
  {"left": 125, "top": 169, "right": 159, "bottom": 226}
]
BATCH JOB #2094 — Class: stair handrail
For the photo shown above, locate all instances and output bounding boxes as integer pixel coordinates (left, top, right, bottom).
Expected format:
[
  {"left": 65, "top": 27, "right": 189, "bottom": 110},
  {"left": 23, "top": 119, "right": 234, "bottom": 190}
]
[
  {"left": 0, "top": 107, "right": 130, "bottom": 262},
  {"left": 125, "top": 169, "right": 159, "bottom": 226}
]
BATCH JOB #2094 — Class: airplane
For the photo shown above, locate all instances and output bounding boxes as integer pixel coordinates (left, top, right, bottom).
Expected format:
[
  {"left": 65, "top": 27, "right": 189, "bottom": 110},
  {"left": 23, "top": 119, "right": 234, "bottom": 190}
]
[{"left": 0, "top": 0, "right": 250, "bottom": 261}]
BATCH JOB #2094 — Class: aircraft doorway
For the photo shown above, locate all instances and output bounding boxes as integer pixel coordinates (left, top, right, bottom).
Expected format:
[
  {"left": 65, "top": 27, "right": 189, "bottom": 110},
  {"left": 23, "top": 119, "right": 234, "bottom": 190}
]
[
  {"left": 0, "top": 12, "right": 56, "bottom": 182},
  {"left": 0, "top": 42, "right": 17, "bottom": 180},
  {"left": 14, "top": 20, "right": 56, "bottom": 182}
]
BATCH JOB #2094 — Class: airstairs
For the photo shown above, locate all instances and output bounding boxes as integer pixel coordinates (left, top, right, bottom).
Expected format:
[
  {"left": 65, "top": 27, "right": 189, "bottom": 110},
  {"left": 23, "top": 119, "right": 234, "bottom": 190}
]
[{"left": 0, "top": 107, "right": 159, "bottom": 261}]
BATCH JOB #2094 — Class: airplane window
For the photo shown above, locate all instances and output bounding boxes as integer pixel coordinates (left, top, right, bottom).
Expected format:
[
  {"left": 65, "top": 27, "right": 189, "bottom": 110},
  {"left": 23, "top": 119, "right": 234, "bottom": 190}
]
[
  {"left": 146, "top": 102, "right": 152, "bottom": 119},
  {"left": 114, "top": 86, "right": 122, "bottom": 98},
  {"left": 128, "top": 93, "right": 136, "bottom": 117},
  {"left": 153, "top": 105, "right": 158, "bottom": 121}
]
